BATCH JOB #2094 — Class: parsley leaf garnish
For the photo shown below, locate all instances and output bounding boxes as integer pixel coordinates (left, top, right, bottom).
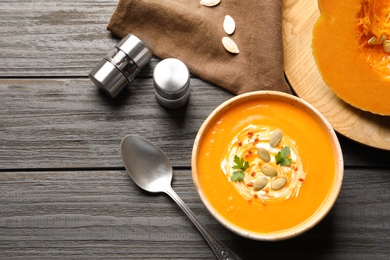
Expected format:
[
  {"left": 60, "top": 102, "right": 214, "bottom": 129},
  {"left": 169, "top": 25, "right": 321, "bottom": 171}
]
[
  {"left": 275, "top": 146, "right": 292, "bottom": 166},
  {"left": 231, "top": 155, "right": 249, "bottom": 182},
  {"left": 231, "top": 171, "right": 245, "bottom": 182},
  {"left": 232, "top": 155, "right": 250, "bottom": 171}
]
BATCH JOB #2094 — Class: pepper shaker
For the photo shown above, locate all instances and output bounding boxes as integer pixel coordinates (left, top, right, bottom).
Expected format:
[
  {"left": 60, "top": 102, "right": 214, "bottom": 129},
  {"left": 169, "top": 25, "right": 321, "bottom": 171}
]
[{"left": 89, "top": 34, "right": 153, "bottom": 98}]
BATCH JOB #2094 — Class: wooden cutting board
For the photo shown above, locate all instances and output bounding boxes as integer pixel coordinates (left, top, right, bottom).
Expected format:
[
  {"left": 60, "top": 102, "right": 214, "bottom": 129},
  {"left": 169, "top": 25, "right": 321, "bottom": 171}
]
[{"left": 282, "top": 0, "right": 390, "bottom": 150}]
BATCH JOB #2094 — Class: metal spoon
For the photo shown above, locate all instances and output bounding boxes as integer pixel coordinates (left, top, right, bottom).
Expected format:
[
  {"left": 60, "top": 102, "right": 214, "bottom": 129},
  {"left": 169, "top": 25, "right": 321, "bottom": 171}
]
[{"left": 120, "top": 135, "right": 241, "bottom": 260}]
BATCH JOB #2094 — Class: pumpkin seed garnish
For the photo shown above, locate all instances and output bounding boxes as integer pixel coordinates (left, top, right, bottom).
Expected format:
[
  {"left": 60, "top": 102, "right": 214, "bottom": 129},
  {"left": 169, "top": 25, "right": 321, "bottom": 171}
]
[
  {"left": 222, "top": 37, "right": 239, "bottom": 54},
  {"left": 261, "top": 164, "right": 278, "bottom": 177},
  {"left": 199, "top": 0, "right": 220, "bottom": 7},
  {"left": 271, "top": 177, "right": 287, "bottom": 191},
  {"left": 257, "top": 147, "right": 271, "bottom": 162},
  {"left": 269, "top": 128, "right": 283, "bottom": 147},
  {"left": 223, "top": 15, "right": 236, "bottom": 35},
  {"left": 253, "top": 177, "right": 268, "bottom": 191}
]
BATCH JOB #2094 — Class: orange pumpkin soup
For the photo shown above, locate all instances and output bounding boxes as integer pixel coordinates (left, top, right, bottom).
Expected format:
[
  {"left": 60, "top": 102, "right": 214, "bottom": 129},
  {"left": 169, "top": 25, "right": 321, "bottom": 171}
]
[{"left": 196, "top": 99, "right": 336, "bottom": 233}]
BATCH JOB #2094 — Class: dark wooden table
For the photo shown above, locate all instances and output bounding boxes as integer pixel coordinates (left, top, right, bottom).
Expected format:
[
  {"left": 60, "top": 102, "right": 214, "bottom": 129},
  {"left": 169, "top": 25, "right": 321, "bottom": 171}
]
[{"left": 1, "top": 1, "right": 389, "bottom": 259}]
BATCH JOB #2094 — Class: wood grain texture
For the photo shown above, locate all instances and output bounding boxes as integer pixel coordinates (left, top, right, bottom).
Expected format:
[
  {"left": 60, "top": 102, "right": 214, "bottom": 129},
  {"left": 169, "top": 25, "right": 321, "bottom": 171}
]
[
  {"left": 0, "top": 0, "right": 115, "bottom": 77},
  {"left": 0, "top": 0, "right": 389, "bottom": 259},
  {"left": 1, "top": 79, "right": 390, "bottom": 170},
  {"left": 282, "top": 0, "right": 390, "bottom": 150},
  {"left": 0, "top": 78, "right": 233, "bottom": 170},
  {"left": 0, "top": 168, "right": 389, "bottom": 259}
]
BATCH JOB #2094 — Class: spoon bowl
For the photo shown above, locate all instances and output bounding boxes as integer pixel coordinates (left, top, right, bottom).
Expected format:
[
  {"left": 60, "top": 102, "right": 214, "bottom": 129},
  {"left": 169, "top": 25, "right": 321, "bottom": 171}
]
[
  {"left": 120, "top": 135, "right": 241, "bottom": 260},
  {"left": 121, "top": 135, "right": 172, "bottom": 193}
]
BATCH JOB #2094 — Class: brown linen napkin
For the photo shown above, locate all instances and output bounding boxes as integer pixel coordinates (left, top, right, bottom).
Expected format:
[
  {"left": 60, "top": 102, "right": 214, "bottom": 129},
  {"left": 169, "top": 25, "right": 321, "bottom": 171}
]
[{"left": 107, "top": 0, "right": 291, "bottom": 95}]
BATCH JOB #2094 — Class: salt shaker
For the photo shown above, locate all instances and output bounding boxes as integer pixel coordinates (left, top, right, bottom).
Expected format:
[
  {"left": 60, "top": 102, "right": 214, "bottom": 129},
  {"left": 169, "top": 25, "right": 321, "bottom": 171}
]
[
  {"left": 153, "top": 58, "right": 190, "bottom": 109},
  {"left": 89, "top": 34, "right": 153, "bottom": 98}
]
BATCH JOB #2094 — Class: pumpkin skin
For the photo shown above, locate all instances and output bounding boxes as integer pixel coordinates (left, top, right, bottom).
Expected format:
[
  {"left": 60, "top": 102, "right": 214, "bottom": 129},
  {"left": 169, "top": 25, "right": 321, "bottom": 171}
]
[{"left": 312, "top": 0, "right": 390, "bottom": 115}]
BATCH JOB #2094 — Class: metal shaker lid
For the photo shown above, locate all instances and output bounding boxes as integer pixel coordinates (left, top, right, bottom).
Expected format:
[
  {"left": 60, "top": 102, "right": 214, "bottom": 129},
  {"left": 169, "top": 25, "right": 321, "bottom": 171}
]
[
  {"left": 88, "top": 59, "right": 128, "bottom": 98},
  {"left": 116, "top": 34, "right": 153, "bottom": 69},
  {"left": 153, "top": 58, "right": 190, "bottom": 100}
]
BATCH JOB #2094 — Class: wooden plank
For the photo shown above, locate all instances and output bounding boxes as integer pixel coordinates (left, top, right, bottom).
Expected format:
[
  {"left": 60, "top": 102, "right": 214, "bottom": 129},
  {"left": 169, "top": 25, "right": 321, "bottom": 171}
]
[
  {"left": 337, "top": 134, "right": 390, "bottom": 167},
  {"left": 0, "top": 168, "right": 389, "bottom": 259},
  {"left": 0, "top": 0, "right": 160, "bottom": 77},
  {"left": 0, "top": 78, "right": 233, "bottom": 169},
  {"left": 1, "top": 79, "right": 390, "bottom": 169},
  {"left": 0, "top": 170, "right": 218, "bottom": 259}
]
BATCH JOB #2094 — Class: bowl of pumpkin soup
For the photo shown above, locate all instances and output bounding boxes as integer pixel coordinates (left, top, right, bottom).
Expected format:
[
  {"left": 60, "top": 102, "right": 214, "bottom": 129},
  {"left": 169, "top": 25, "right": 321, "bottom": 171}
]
[{"left": 191, "top": 91, "right": 343, "bottom": 241}]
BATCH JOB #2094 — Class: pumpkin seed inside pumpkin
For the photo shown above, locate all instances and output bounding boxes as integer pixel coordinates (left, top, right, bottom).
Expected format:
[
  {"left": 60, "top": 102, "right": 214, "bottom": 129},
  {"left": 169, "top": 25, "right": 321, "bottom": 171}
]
[
  {"left": 383, "top": 40, "right": 390, "bottom": 54},
  {"left": 368, "top": 35, "right": 387, "bottom": 45}
]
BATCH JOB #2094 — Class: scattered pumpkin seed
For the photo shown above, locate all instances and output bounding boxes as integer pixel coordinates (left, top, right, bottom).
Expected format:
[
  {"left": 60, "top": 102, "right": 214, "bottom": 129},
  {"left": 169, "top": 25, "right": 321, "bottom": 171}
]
[
  {"left": 199, "top": 0, "right": 220, "bottom": 7},
  {"left": 261, "top": 164, "right": 278, "bottom": 177},
  {"left": 223, "top": 15, "right": 236, "bottom": 35},
  {"left": 383, "top": 40, "right": 390, "bottom": 54},
  {"left": 257, "top": 147, "right": 271, "bottom": 162},
  {"left": 271, "top": 177, "right": 287, "bottom": 190},
  {"left": 253, "top": 177, "right": 268, "bottom": 191},
  {"left": 269, "top": 128, "right": 283, "bottom": 147},
  {"left": 222, "top": 37, "right": 239, "bottom": 54}
]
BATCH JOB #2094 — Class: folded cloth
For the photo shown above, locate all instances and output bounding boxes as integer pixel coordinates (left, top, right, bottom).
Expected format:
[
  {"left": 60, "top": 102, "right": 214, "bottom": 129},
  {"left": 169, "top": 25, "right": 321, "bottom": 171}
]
[{"left": 107, "top": 0, "right": 291, "bottom": 94}]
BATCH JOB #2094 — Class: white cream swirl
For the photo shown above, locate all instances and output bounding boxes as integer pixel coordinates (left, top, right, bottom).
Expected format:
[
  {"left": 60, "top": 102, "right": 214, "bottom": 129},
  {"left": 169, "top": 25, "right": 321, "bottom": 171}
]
[{"left": 221, "top": 124, "right": 306, "bottom": 205}]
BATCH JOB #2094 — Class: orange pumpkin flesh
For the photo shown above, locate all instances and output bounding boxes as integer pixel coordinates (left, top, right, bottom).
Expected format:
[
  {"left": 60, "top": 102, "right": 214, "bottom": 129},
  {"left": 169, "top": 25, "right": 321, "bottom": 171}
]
[{"left": 313, "top": 0, "right": 390, "bottom": 115}]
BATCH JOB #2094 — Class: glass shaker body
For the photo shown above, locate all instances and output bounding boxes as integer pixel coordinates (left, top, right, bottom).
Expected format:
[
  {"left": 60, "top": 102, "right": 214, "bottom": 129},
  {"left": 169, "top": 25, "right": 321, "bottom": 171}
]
[
  {"left": 104, "top": 47, "right": 140, "bottom": 82},
  {"left": 89, "top": 34, "right": 152, "bottom": 98}
]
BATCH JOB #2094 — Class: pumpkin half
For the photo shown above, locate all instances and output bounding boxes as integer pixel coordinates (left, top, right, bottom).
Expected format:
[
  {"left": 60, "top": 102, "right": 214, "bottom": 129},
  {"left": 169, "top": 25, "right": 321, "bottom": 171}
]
[{"left": 313, "top": 0, "right": 390, "bottom": 115}]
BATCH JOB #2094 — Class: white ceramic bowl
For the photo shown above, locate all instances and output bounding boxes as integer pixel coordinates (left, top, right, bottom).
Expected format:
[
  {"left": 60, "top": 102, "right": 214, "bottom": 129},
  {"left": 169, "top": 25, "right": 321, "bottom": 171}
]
[{"left": 191, "top": 91, "right": 343, "bottom": 241}]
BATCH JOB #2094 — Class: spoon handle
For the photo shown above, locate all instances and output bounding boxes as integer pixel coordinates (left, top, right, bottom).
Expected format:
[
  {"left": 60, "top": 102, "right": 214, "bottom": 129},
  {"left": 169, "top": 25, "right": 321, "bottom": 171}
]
[{"left": 165, "top": 186, "right": 242, "bottom": 260}]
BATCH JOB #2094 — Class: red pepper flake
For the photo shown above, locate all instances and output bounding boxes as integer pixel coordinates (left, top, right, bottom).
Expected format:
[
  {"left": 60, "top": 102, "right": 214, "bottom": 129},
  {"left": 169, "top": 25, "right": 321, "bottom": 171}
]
[
  {"left": 247, "top": 149, "right": 252, "bottom": 155},
  {"left": 247, "top": 131, "right": 254, "bottom": 138},
  {"left": 253, "top": 138, "right": 259, "bottom": 145},
  {"left": 238, "top": 141, "right": 243, "bottom": 147},
  {"left": 248, "top": 199, "right": 252, "bottom": 204},
  {"left": 250, "top": 171, "right": 256, "bottom": 177},
  {"left": 299, "top": 178, "right": 305, "bottom": 182},
  {"left": 253, "top": 194, "right": 258, "bottom": 199},
  {"left": 264, "top": 188, "right": 269, "bottom": 194},
  {"left": 247, "top": 182, "right": 254, "bottom": 187},
  {"left": 293, "top": 166, "right": 298, "bottom": 171}
]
